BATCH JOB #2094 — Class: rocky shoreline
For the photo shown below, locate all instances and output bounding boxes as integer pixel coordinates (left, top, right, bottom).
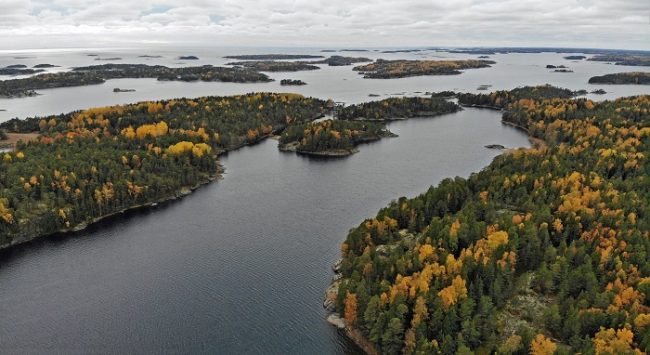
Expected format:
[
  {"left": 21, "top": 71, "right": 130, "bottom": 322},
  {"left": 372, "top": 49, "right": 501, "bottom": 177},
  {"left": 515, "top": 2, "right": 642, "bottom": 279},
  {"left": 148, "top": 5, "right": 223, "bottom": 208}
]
[{"left": 324, "top": 259, "right": 379, "bottom": 355}]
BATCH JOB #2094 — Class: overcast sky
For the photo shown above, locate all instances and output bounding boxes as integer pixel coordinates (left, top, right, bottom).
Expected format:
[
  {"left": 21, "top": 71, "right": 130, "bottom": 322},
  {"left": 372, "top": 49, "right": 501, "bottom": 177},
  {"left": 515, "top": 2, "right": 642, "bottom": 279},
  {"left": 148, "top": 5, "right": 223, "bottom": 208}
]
[{"left": 0, "top": 0, "right": 648, "bottom": 50}]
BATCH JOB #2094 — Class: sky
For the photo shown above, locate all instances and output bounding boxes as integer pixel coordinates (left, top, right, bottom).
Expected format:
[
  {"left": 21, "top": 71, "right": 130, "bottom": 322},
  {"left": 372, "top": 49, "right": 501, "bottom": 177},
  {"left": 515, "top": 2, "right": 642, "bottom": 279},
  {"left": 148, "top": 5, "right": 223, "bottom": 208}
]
[{"left": 0, "top": 0, "right": 648, "bottom": 50}]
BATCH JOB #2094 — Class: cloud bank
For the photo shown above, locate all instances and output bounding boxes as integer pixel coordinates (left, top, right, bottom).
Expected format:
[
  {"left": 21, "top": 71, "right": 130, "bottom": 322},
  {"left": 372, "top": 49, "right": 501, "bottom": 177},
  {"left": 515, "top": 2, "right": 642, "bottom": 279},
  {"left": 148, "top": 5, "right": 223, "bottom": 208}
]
[{"left": 0, "top": 0, "right": 648, "bottom": 49}]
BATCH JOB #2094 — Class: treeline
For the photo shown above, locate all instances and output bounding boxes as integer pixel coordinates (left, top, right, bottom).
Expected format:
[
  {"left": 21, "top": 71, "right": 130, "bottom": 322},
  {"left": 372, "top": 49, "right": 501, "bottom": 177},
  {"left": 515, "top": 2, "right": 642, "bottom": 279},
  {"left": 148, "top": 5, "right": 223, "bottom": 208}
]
[
  {"left": 0, "top": 64, "right": 271, "bottom": 98},
  {"left": 279, "top": 119, "right": 394, "bottom": 155},
  {"left": 336, "top": 96, "right": 460, "bottom": 121},
  {"left": 0, "top": 93, "right": 329, "bottom": 246},
  {"left": 334, "top": 87, "right": 650, "bottom": 354}
]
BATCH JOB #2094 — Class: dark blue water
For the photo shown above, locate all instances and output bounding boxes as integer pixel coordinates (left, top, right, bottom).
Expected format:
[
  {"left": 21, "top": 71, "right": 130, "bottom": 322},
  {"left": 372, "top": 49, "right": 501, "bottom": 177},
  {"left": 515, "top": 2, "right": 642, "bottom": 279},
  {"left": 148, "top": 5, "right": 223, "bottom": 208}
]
[{"left": 0, "top": 108, "right": 530, "bottom": 354}]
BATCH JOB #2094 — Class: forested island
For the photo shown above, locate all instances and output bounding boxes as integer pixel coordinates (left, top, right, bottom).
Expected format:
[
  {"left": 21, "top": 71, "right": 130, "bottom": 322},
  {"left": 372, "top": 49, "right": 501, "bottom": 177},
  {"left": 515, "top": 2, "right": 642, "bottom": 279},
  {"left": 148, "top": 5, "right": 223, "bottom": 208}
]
[
  {"left": 279, "top": 119, "right": 395, "bottom": 156},
  {"left": 280, "top": 79, "right": 306, "bottom": 86},
  {"left": 352, "top": 59, "right": 495, "bottom": 79},
  {"left": 564, "top": 55, "right": 586, "bottom": 60},
  {"left": 588, "top": 55, "right": 650, "bottom": 66},
  {"left": 336, "top": 96, "right": 460, "bottom": 120},
  {"left": 224, "top": 54, "right": 324, "bottom": 60},
  {"left": 310, "top": 56, "right": 372, "bottom": 66},
  {"left": 328, "top": 86, "right": 650, "bottom": 354},
  {"left": 226, "top": 61, "right": 320, "bottom": 72},
  {"left": 0, "top": 93, "right": 329, "bottom": 248},
  {"left": 0, "top": 64, "right": 271, "bottom": 98},
  {"left": 588, "top": 72, "right": 650, "bottom": 85}
]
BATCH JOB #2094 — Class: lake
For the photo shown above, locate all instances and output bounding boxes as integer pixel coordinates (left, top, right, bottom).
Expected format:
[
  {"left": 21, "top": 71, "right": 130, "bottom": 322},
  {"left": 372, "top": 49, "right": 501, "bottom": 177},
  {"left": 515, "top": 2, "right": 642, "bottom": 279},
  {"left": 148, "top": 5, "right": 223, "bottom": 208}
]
[{"left": 0, "top": 47, "right": 647, "bottom": 354}]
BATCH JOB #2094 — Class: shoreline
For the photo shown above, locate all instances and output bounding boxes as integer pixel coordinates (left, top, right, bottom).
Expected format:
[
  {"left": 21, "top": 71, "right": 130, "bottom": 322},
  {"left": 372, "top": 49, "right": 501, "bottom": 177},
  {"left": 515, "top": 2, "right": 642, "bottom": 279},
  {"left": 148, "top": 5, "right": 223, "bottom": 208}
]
[{"left": 0, "top": 168, "right": 222, "bottom": 251}]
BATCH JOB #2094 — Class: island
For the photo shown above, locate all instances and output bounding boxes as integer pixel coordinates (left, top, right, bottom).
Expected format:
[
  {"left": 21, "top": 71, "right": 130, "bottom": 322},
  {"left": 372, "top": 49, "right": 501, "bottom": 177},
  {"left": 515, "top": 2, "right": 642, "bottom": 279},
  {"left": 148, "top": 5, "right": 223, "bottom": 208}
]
[
  {"left": 0, "top": 64, "right": 272, "bottom": 98},
  {"left": 352, "top": 59, "right": 495, "bottom": 79},
  {"left": 336, "top": 95, "right": 460, "bottom": 120},
  {"left": 588, "top": 54, "right": 650, "bottom": 66},
  {"left": 113, "top": 88, "right": 136, "bottom": 92},
  {"left": 95, "top": 57, "right": 122, "bottom": 61},
  {"left": 227, "top": 61, "right": 320, "bottom": 72},
  {"left": 0, "top": 67, "right": 44, "bottom": 76},
  {"left": 457, "top": 84, "right": 576, "bottom": 109},
  {"left": 178, "top": 56, "right": 199, "bottom": 60},
  {"left": 328, "top": 86, "right": 650, "bottom": 354},
  {"left": 309, "top": 56, "right": 372, "bottom": 66},
  {"left": 553, "top": 69, "right": 573, "bottom": 73},
  {"left": 33, "top": 64, "right": 59, "bottom": 68},
  {"left": 280, "top": 79, "right": 306, "bottom": 86},
  {"left": 279, "top": 119, "right": 395, "bottom": 156},
  {"left": 563, "top": 55, "right": 586, "bottom": 60},
  {"left": 223, "top": 54, "right": 324, "bottom": 60},
  {"left": 588, "top": 72, "right": 650, "bottom": 85},
  {"left": 139, "top": 55, "right": 163, "bottom": 58},
  {"left": 591, "top": 89, "right": 607, "bottom": 94},
  {"left": 0, "top": 93, "right": 329, "bottom": 248}
]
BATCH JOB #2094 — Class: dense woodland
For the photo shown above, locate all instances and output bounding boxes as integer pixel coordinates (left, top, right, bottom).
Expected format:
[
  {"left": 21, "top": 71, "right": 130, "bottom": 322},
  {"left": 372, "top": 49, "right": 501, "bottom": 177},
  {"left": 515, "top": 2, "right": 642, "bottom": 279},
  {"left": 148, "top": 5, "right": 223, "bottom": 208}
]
[
  {"left": 0, "top": 93, "right": 328, "bottom": 246},
  {"left": 279, "top": 119, "right": 394, "bottom": 156},
  {"left": 589, "top": 72, "right": 650, "bottom": 85},
  {"left": 336, "top": 96, "right": 460, "bottom": 121},
  {"left": 333, "top": 87, "right": 650, "bottom": 354},
  {"left": 353, "top": 59, "right": 495, "bottom": 79},
  {"left": 0, "top": 64, "right": 271, "bottom": 98}
]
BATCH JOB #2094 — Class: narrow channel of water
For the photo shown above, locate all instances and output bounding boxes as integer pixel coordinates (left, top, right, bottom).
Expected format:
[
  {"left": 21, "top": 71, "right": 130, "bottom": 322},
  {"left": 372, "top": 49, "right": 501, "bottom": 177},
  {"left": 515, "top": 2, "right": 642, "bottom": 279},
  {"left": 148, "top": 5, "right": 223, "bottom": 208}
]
[{"left": 0, "top": 107, "right": 530, "bottom": 354}]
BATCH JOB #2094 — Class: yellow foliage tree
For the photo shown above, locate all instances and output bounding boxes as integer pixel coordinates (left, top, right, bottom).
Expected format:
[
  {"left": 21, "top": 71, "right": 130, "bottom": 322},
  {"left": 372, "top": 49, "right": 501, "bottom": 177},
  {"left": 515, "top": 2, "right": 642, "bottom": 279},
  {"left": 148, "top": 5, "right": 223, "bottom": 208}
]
[
  {"left": 530, "top": 334, "right": 556, "bottom": 355},
  {"left": 344, "top": 292, "right": 357, "bottom": 327},
  {"left": 438, "top": 275, "right": 467, "bottom": 308}
]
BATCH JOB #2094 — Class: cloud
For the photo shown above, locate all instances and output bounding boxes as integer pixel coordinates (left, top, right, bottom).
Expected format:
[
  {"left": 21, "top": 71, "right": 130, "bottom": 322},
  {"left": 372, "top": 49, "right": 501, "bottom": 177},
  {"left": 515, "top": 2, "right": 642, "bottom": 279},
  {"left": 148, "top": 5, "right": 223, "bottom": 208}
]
[{"left": 0, "top": 0, "right": 647, "bottom": 49}]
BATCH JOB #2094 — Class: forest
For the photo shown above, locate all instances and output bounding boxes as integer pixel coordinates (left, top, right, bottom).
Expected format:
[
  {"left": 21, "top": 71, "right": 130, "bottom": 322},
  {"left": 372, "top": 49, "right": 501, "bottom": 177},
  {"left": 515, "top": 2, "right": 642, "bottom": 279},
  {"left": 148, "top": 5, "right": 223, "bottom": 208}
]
[
  {"left": 279, "top": 119, "right": 395, "bottom": 156},
  {"left": 336, "top": 96, "right": 460, "bottom": 121},
  {"left": 0, "top": 64, "right": 271, "bottom": 98},
  {"left": 332, "top": 86, "right": 650, "bottom": 354},
  {"left": 588, "top": 72, "right": 650, "bottom": 85},
  {"left": 352, "top": 59, "right": 495, "bottom": 79},
  {"left": 0, "top": 93, "right": 329, "bottom": 247}
]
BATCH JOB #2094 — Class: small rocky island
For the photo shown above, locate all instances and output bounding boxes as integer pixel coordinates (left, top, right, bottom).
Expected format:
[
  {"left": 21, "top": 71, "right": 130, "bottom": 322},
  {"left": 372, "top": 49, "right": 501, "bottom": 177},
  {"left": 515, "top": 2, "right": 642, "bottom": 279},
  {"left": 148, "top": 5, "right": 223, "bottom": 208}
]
[
  {"left": 588, "top": 72, "right": 650, "bottom": 85},
  {"left": 353, "top": 59, "right": 495, "bottom": 78},
  {"left": 113, "top": 88, "right": 136, "bottom": 92},
  {"left": 280, "top": 79, "right": 306, "bottom": 86},
  {"left": 278, "top": 119, "right": 395, "bottom": 157},
  {"left": 33, "top": 64, "right": 59, "bottom": 68},
  {"left": 590, "top": 88, "right": 607, "bottom": 94},
  {"left": 178, "top": 55, "right": 199, "bottom": 60}
]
